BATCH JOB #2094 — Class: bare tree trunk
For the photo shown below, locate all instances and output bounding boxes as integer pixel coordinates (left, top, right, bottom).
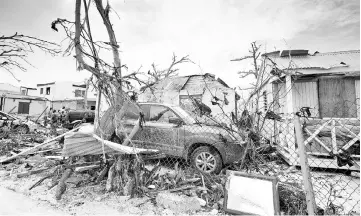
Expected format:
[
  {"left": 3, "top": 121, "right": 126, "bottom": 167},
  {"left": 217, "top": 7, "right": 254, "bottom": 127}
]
[{"left": 94, "top": 0, "right": 123, "bottom": 110}]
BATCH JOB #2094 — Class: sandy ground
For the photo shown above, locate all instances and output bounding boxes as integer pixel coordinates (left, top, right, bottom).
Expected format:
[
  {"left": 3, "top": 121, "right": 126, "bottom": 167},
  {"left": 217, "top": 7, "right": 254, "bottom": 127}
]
[
  {"left": 278, "top": 170, "right": 360, "bottom": 215},
  {"left": 0, "top": 187, "right": 67, "bottom": 216},
  {"left": 0, "top": 172, "right": 218, "bottom": 216}
]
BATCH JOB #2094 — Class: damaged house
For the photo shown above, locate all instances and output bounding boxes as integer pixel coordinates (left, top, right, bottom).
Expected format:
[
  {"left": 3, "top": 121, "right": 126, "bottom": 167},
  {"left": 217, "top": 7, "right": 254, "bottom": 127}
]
[
  {"left": 138, "top": 73, "right": 240, "bottom": 117},
  {"left": 252, "top": 49, "right": 360, "bottom": 170},
  {"left": 0, "top": 83, "right": 49, "bottom": 116}
]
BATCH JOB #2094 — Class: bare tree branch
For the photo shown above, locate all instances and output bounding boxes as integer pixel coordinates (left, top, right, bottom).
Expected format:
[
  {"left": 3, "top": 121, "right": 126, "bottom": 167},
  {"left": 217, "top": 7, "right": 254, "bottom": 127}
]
[{"left": 0, "top": 32, "right": 60, "bottom": 81}]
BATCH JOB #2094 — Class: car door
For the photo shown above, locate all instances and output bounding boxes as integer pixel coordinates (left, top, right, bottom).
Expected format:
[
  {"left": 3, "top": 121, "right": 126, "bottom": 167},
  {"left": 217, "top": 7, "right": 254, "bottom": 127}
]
[
  {"left": 144, "top": 105, "right": 183, "bottom": 157},
  {"left": 120, "top": 104, "right": 151, "bottom": 148}
]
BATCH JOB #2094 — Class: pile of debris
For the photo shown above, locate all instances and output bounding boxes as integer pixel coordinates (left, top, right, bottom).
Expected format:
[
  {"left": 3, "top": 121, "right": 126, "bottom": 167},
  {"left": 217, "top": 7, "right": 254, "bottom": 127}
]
[{"left": 0, "top": 110, "right": 330, "bottom": 215}]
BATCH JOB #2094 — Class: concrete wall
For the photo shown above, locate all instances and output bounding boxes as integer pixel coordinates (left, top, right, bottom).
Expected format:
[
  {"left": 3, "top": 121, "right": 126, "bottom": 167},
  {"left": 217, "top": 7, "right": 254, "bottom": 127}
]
[
  {"left": 2, "top": 98, "right": 48, "bottom": 116},
  {"left": 52, "top": 101, "right": 77, "bottom": 111},
  {"left": 37, "top": 81, "right": 97, "bottom": 102}
]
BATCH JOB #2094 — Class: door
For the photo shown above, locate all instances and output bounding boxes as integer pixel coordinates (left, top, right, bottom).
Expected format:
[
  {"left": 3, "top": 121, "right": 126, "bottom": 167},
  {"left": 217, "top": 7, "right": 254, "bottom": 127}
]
[
  {"left": 145, "top": 105, "right": 183, "bottom": 156},
  {"left": 18, "top": 102, "right": 30, "bottom": 114},
  {"left": 121, "top": 104, "right": 150, "bottom": 148}
]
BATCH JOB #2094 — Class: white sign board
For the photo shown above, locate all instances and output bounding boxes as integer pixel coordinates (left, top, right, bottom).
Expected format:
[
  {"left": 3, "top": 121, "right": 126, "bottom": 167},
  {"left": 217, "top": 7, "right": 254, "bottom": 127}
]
[{"left": 224, "top": 171, "right": 280, "bottom": 216}]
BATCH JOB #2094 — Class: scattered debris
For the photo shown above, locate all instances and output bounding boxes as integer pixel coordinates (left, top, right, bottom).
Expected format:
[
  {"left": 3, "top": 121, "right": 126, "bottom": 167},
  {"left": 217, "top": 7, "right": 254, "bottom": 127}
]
[{"left": 156, "top": 191, "right": 202, "bottom": 213}]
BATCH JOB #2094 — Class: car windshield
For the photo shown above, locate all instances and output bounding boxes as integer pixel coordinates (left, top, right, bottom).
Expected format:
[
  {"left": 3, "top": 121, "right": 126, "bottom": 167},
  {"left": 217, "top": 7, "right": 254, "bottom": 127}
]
[{"left": 171, "top": 106, "right": 196, "bottom": 124}]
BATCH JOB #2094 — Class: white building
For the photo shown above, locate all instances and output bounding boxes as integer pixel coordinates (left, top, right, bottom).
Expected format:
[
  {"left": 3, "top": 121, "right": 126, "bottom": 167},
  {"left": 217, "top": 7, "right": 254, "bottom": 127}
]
[
  {"left": 0, "top": 83, "right": 49, "bottom": 116},
  {"left": 36, "top": 81, "right": 97, "bottom": 110}
]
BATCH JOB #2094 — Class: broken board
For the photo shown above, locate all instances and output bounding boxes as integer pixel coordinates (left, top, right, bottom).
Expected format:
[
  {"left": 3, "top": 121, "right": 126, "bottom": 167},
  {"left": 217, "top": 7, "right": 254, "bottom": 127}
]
[{"left": 224, "top": 170, "right": 280, "bottom": 216}]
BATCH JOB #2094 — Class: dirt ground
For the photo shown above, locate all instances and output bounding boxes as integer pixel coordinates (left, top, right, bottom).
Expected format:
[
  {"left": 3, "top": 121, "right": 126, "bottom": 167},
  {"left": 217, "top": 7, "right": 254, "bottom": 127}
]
[
  {"left": 0, "top": 187, "right": 66, "bottom": 215},
  {"left": 0, "top": 173, "right": 220, "bottom": 216},
  {"left": 278, "top": 170, "right": 360, "bottom": 215}
]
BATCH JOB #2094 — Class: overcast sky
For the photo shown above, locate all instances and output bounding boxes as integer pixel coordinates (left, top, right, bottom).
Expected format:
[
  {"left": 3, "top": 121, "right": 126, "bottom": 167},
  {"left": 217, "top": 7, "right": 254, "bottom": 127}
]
[{"left": 0, "top": 0, "right": 359, "bottom": 89}]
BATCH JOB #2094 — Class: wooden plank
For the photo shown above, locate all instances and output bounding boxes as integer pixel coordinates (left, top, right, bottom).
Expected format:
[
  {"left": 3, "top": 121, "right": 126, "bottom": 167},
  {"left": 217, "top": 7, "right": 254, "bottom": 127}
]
[
  {"left": 337, "top": 121, "right": 358, "bottom": 137},
  {"left": 331, "top": 120, "right": 337, "bottom": 154},
  {"left": 307, "top": 157, "right": 360, "bottom": 171},
  {"left": 304, "top": 128, "right": 332, "bottom": 153},
  {"left": 339, "top": 133, "right": 361, "bottom": 153},
  {"left": 294, "top": 116, "right": 317, "bottom": 215},
  {"left": 307, "top": 152, "right": 360, "bottom": 158},
  {"left": 304, "top": 120, "right": 331, "bottom": 144}
]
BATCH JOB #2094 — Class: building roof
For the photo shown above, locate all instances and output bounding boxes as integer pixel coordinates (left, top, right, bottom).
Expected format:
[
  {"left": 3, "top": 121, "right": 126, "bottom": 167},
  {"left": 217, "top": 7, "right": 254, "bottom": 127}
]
[
  {"left": 263, "top": 50, "right": 360, "bottom": 76},
  {"left": 37, "top": 82, "right": 56, "bottom": 87},
  {"left": 20, "top": 86, "right": 37, "bottom": 90},
  {"left": 2, "top": 92, "right": 48, "bottom": 101},
  {"left": 72, "top": 84, "right": 87, "bottom": 88},
  {"left": 141, "top": 73, "right": 230, "bottom": 92}
]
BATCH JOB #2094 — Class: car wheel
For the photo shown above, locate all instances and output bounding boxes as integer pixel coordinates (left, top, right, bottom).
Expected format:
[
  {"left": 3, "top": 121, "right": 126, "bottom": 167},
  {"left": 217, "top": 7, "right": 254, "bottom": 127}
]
[
  {"left": 16, "top": 125, "right": 29, "bottom": 134},
  {"left": 191, "top": 146, "right": 222, "bottom": 174}
]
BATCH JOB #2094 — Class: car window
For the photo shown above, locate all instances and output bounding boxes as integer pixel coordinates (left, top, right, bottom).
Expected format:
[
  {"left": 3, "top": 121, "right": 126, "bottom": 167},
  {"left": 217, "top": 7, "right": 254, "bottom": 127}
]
[
  {"left": 149, "top": 105, "right": 177, "bottom": 123},
  {"left": 123, "top": 105, "right": 150, "bottom": 121},
  {"left": 124, "top": 110, "right": 139, "bottom": 120},
  {"left": 140, "top": 105, "right": 150, "bottom": 121}
]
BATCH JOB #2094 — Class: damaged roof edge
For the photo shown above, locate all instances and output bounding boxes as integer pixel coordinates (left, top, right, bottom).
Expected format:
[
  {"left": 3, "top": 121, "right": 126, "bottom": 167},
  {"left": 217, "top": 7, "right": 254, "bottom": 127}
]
[
  {"left": 262, "top": 49, "right": 310, "bottom": 57},
  {"left": 37, "top": 82, "right": 56, "bottom": 87}
]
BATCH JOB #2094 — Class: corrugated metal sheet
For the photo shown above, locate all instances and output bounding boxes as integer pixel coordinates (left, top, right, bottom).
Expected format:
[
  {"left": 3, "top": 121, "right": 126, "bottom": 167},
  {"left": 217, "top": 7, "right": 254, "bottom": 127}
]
[
  {"left": 267, "top": 50, "right": 360, "bottom": 75},
  {"left": 152, "top": 76, "right": 189, "bottom": 91},
  {"left": 63, "top": 133, "right": 116, "bottom": 157}
]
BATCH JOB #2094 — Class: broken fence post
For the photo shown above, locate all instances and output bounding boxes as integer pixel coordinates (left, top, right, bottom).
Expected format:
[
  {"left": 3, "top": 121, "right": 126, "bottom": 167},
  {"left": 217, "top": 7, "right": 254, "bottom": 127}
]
[{"left": 294, "top": 115, "right": 317, "bottom": 215}]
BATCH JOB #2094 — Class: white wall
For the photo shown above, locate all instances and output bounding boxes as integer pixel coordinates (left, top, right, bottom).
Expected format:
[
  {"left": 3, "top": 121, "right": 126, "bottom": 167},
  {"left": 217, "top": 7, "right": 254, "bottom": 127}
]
[
  {"left": 3, "top": 98, "right": 48, "bottom": 116},
  {"left": 37, "top": 81, "right": 97, "bottom": 101},
  {"left": 27, "top": 89, "right": 38, "bottom": 96},
  {"left": 52, "top": 101, "right": 77, "bottom": 111}
]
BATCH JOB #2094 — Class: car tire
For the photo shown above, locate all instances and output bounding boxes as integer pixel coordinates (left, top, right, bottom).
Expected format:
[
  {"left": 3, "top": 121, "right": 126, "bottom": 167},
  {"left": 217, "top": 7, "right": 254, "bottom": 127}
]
[
  {"left": 190, "top": 146, "right": 223, "bottom": 174},
  {"left": 16, "top": 125, "right": 29, "bottom": 134}
]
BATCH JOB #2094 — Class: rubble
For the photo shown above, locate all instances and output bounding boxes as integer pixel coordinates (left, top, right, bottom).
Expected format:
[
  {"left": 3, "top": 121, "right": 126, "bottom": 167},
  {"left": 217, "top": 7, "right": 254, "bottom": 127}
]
[
  {"left": 156, "top": 191, "right": 202, "bottom": 213},
  {"left": 0, "top": 109, "right": 359, "bottom": 216}
]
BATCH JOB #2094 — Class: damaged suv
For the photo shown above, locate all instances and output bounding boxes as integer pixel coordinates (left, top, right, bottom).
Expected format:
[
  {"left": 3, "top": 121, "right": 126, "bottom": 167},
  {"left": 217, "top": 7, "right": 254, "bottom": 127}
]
[{"left": 120, "top": 103, "right": 245, "bottom": 174}]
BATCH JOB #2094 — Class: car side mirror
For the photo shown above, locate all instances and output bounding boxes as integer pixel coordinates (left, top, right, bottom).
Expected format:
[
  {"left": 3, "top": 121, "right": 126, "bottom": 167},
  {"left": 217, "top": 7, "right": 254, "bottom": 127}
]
[{"left": 169, "top": 117, "right": 183, "bottom": 126}]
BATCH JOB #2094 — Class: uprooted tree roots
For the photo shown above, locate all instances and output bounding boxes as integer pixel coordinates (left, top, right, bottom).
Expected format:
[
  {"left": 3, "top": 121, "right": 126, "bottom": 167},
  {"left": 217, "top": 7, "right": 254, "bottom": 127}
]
[{"left": 105, "top": 154, "right": 143, "bottom": 197}]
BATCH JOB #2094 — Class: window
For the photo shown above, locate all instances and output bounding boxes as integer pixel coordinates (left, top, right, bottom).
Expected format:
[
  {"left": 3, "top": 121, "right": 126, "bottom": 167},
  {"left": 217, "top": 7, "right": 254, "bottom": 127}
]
[
  {"left": 18, "top": 102, "right": 30, "bottom": 114},
  {"left": 21, "top": 89, "right": 27, "bottom": 95},
  {"left": 40, "top": 88, "right": 43, "bottom": 94},
  {"left": 149, "top": 105, "right": 178, "bottom": 123},
  {"left": 74, "top": 89, "right": 86, "bottom": 97},
  {"left": 46, "top": 87, "right": 51, "bottom": 95},
  {"left": 123, "top": 104, "right": 150, "bottom": 121},
  {"left": 90, "top": 106, "right": 95, "bottom": 110}
]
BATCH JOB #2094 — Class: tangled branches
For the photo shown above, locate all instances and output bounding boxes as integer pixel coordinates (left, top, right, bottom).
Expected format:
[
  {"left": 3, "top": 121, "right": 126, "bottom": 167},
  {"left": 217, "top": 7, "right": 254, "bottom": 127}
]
[{"left": 0, "top": 32, "right": 60, "bottom": 81}]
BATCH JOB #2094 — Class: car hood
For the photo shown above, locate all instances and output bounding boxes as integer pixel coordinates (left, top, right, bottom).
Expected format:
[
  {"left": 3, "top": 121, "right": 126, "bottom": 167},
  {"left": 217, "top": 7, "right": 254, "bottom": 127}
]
[{"left": 185, "top": 123, "right": 245, "bottom": 144}]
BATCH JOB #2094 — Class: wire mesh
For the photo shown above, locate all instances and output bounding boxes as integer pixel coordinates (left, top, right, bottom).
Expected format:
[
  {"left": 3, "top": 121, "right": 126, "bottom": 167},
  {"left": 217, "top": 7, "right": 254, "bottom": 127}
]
[{"left": 117, "top": 96, "right": 360, "bottom": 215}]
